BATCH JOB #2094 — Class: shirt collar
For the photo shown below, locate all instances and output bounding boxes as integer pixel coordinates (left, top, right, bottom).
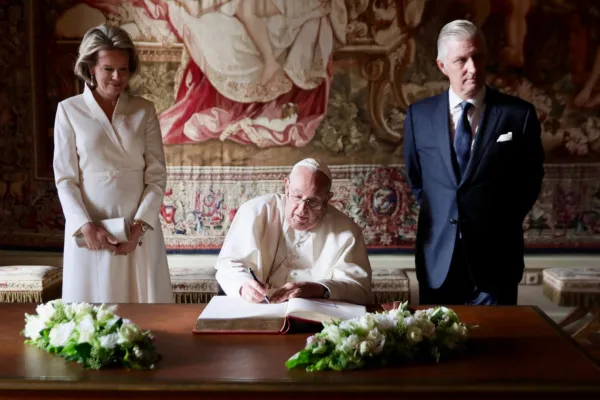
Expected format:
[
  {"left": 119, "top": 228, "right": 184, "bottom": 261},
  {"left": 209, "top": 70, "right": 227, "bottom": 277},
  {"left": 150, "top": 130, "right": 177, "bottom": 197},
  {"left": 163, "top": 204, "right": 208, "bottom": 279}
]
[{"left": 449, "top": 85, "right": 486, "bottom": 110}]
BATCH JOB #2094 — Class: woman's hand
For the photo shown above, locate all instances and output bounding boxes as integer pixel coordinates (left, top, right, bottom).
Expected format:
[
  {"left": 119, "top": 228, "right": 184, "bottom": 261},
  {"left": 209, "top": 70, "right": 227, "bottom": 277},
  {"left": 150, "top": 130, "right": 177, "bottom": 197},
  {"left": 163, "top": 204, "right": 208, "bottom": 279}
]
[
  {"left": 113, "top": 224, "right": 143, "bottom": 256},
  {"left": 80, "top": 223, "right": 118, "bottom": 251}
]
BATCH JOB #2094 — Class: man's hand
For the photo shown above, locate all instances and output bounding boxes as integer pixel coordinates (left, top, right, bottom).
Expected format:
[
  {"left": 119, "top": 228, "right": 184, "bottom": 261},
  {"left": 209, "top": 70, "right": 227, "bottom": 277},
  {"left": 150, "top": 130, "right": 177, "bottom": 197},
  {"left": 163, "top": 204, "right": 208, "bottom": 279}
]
[
  {"left": 270, "top": 282, "right": 326, "bottom": 303},
  {"left": 240, "top": 280, "right": 269, "bottom": 303}
]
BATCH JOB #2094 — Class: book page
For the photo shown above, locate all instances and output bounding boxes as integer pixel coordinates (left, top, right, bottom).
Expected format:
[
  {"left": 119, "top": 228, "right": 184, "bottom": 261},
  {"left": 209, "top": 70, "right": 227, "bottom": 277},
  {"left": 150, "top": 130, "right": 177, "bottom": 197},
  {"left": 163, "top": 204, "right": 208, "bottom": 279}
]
[
  {"left": 198, "top": 296, "right": 288, "bottom": 320},
  {"left": 286, "top": 298, "right": 366, "bottom": 323}
]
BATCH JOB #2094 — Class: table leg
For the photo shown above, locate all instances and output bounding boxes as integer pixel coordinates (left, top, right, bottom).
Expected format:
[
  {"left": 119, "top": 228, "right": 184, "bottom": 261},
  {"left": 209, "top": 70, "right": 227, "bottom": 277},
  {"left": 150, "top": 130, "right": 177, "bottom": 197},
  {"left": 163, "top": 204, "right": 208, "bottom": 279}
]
[
  {"left": 558, "top": 307, "right": 589, "bottom": 328},
  {"left": 572, "top": 308, "right": 600, "bottom": 342}
]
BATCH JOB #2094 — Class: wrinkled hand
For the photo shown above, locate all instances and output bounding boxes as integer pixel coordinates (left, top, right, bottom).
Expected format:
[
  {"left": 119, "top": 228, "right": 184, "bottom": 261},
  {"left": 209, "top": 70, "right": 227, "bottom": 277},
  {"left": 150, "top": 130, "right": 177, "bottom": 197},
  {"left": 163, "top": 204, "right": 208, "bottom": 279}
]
[
  {"left": 270, "top": 282, "right": 326, "bottom": 303},
  {"left": 113, "top": 224, "right": 143, "bottom": 256},
  {"left": 240, "top": 280, "right": 269, "bottom": 303},
  {"left": 80, "top": 223, "right": 118, "bottom": 251}
]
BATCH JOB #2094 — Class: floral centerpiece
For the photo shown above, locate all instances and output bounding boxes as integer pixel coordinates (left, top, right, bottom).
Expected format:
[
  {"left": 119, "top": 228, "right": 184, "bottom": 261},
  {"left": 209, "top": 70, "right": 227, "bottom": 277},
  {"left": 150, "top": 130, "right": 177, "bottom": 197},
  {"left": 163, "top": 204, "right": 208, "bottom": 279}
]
[
  {"left": 286, "top": 303, "right": 476, "bottom": 371},
  {"left": 22, "top": 299, "right": 160, "bottom": 370}
]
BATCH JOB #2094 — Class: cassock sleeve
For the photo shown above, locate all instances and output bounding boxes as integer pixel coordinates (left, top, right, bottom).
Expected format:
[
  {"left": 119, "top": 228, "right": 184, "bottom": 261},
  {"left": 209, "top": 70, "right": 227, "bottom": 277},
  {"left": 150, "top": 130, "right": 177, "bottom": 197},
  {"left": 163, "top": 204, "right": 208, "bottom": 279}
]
[
  {"left": 214, "top": 201, "right": 266, "bottom": 297},
  {"left": 53, "top": 103, "right": 92, "bottom": 236},
  {"left": 133, "top": 104, "right": 167, "bottom": 229},
  {"left": 317, "top": 229, "right": 373, "bottom": 305}
]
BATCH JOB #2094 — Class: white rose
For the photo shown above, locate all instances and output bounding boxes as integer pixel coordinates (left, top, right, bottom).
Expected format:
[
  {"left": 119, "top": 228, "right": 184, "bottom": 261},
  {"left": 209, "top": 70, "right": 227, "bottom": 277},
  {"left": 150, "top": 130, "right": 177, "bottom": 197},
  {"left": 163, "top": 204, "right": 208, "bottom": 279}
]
[
  {"left": 24, "top": 315, "right": 46, "bottom": 340},
  {"left": 357, "top": 315, "right": 375, "bottom": 331},
  {"left": 339, "top": 319, "right": 357, "bottom": 331},
  {"left": 35, "top": 302, "right": 57, "bottom": 324},
  {"left": 117, "top": 323, "right": 141, "bottom": 344},
  {"left": 63, "top": 304, "right": 75, "bottom": 320},
  {"left": 99, "top": 333, "right": 119, "bottom": 349},
  {"left": 407, "top": 326, "right": 422, "bottom": 344},
  {"left": 419, "top": 320, "right": 436, "bottom": 338},
  {"left": 72, "top": 303, "right": 93, "bottom": 320},
  {"left": 96, "top": 304, "right": 117, "bottom": 321},
  {"left": 322, "top": 325, "right": 342, "bottom": 345},
  {"left": 306, "top": 335, "right": 319, "bottom": 347},
  {"left": 339, "top": 334, "right": 360, "bottom": 353},
  {"left": 389, "top": 310, "right": 405, "bottom": 325},
  {"left": 358, "top": 340, "right": 374, "bottom": 356},
  {"left": 373, "top": 314, "right": 395, "bottom": 331},
  {"left": 77, "top": 314, "right": 96, "bottom": 344},
  {"left": 367, "top": 328, "right": 386, "bottom": 354},
  {"left": 49, "top": 321, "right": 76, "bottom": 347}
]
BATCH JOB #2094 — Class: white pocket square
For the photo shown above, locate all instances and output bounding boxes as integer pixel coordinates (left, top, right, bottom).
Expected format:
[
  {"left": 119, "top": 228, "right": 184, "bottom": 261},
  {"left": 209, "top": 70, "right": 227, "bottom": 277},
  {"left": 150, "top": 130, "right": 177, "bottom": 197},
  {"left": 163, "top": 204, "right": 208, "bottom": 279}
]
[{"left": 497, "top": 132, "right": 513, "bottom": 142}]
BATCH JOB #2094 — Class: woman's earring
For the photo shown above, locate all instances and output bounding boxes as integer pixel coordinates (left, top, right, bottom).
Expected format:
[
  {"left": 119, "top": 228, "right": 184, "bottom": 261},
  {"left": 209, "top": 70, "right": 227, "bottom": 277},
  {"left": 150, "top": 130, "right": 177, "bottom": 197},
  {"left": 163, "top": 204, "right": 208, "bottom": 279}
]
[{"left": 91, "top": 74, "right": 96, "bottom": 87}]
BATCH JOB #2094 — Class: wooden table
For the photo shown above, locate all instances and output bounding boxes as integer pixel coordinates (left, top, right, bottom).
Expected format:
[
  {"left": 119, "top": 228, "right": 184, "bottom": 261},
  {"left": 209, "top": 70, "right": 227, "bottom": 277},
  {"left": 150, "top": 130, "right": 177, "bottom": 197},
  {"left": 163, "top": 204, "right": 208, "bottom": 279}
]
[{"left": 0, "top": 304, "right": 599, "bottom": 399}]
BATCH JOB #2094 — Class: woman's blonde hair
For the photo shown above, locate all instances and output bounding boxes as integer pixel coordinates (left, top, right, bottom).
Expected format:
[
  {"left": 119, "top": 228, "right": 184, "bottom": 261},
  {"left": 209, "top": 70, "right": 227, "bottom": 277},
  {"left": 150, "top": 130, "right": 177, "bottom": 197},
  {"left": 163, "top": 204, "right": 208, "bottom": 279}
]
[{"left": 74, "top": 24, "right": 139, "bottom": 89}]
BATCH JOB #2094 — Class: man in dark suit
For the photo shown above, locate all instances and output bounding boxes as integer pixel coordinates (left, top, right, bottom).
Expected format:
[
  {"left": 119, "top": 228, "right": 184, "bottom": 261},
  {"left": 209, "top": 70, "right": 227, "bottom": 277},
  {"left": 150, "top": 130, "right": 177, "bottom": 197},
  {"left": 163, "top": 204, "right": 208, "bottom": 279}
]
[{"left": 403, "top": 19, "right": 544, "bottom": 305}]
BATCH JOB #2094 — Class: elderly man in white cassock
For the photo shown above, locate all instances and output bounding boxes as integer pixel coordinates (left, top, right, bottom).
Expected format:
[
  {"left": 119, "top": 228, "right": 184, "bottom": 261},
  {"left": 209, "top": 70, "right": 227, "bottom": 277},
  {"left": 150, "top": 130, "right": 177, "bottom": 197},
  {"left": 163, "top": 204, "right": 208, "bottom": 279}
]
[{"left": 215, "top": 158, "right": 372, "bottom": 305}]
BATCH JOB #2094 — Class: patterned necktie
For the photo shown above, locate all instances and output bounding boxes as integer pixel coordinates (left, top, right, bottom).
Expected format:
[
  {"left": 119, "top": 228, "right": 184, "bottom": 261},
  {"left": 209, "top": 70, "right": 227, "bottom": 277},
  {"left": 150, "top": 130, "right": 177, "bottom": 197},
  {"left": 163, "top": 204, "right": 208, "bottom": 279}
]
[{"left": 454, "top": 101, "right": 473, "bottom": 178}]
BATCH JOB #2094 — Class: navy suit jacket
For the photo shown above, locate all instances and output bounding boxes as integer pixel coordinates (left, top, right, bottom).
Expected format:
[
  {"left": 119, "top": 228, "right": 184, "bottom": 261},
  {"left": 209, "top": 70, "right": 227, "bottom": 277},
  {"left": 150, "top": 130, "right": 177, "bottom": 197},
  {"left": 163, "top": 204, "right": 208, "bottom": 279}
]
[{"left": 403, "top": 86, "right": 544, "bottom": 292}]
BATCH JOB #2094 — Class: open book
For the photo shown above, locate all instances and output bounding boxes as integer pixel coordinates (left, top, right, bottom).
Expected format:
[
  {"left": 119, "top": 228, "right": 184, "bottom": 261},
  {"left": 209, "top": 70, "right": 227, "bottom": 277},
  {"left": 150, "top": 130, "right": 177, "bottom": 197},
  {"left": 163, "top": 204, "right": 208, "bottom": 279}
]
[{"left": 193, "top": 296, "right": 367, "bottom": 334}]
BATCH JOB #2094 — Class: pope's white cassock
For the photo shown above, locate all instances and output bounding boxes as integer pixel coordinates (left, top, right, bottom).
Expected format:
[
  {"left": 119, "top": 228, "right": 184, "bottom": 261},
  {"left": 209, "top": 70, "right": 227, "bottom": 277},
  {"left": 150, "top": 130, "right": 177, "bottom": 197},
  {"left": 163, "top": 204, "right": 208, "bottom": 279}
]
[
  {"left": 215, "top": 194, "right": 372, "bottom": 304},
  {"left": 53, "top": 85, "right": 173, "bottom": 303}
]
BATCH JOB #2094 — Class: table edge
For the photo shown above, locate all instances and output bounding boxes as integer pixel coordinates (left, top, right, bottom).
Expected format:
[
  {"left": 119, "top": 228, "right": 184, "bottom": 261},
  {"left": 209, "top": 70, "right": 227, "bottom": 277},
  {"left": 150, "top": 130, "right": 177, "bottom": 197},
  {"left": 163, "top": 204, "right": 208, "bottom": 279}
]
[{"left": 1, "top": 379, "right": 600, "bottom": 394}]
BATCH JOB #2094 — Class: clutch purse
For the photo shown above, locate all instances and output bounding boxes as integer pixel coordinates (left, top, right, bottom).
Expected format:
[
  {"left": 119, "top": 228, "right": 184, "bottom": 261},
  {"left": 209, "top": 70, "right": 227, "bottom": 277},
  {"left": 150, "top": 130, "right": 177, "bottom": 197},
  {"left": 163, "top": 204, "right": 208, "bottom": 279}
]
[{"left": 75, "top": 217, "right": 131, "bottom": 248}]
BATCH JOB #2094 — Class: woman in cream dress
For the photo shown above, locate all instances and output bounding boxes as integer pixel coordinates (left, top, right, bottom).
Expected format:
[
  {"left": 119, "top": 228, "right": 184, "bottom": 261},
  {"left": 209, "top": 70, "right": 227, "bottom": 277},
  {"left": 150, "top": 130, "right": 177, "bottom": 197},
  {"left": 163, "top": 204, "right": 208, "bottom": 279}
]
[{"left": 53, "top": 24, "right": 173, "bottom": 303}]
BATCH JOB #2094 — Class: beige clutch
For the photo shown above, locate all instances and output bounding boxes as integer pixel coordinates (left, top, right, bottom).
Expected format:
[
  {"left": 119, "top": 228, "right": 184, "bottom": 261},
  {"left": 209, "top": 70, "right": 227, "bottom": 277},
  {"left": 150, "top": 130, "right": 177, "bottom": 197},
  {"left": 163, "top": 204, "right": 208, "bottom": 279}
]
[{"left": 75, "top": 217, "right": 131, "bottom": 248}]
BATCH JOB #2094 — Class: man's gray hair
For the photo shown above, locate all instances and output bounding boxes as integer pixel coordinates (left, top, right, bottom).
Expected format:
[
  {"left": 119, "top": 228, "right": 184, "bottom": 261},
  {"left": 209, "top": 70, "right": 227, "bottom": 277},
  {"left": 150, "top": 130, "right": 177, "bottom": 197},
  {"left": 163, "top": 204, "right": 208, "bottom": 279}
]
[
  {"left": 436, "top": 19, "right": 486, "bottom": 63},
  {"left": 74, "top": 24, "right": 139, "bottom": 89}
]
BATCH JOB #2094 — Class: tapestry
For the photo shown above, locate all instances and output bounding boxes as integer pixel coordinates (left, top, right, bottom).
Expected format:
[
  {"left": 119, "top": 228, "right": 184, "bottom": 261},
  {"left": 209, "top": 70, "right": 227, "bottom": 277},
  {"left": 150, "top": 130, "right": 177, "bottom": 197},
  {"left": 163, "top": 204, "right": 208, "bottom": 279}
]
[{"left": 0, "top": 0, "right": 599, "bottom": 252}]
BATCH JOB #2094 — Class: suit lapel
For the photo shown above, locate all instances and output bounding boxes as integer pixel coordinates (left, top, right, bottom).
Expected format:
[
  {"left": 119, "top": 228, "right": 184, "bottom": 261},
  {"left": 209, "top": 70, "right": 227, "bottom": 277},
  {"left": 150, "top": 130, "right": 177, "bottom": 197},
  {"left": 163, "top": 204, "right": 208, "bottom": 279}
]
[
  {"left": 83, "top": 85, "right": 128, "bottom": 155},
  {"left": 459, "top": 88, "right": 502, "bottom": 188},
  {"left": 431, "top": 91, "right": 458, "bottom": 187}
]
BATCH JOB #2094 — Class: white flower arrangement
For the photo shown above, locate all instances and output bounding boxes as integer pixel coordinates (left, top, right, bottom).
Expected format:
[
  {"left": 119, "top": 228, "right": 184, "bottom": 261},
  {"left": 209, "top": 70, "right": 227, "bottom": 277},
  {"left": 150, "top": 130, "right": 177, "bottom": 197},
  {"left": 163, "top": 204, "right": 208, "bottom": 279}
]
[
  {"left": 286, "top": 303, "right": 476, "bottom": 371},
  {"left": 22, "top": 300, "right": 160, "bottom": 370}
]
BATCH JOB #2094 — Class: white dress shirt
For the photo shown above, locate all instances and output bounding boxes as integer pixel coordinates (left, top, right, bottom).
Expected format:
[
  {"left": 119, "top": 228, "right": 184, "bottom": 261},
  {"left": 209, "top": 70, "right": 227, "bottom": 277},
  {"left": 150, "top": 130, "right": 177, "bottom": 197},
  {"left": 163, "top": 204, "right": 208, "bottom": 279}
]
[
  {"left": 214, "top": 193, "right": 373, "bottom": 304},
  {"left": 449, "top": 85, "right": 487, "bottom": 146}
]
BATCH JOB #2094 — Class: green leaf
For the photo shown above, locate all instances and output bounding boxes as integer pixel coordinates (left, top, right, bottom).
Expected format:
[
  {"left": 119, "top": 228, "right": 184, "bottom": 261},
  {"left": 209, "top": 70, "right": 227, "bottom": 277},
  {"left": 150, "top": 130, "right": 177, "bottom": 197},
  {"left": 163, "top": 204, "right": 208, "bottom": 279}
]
[
  {"left": 285, "top": 350, "right": 312, "bottom": 369},
  {"left": 312, "top": 356, "right": 331, "bottom": 371},
  {"left": 75, "top": 342, "right": 92, "bottom": 360}
]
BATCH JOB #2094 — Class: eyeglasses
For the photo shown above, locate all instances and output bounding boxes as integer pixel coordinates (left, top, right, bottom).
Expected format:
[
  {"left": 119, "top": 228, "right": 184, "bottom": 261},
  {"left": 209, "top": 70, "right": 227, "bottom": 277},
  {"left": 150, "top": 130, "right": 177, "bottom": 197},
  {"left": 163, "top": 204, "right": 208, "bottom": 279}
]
[{"left": 287, "top": 192, "right": 326, "bottom": 211}]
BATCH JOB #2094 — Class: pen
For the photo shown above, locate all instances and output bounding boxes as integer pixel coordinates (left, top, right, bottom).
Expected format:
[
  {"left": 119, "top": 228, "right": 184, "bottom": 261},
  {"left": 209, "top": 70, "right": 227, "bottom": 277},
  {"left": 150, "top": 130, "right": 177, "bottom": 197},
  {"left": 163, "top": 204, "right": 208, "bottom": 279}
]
[{"left": 247, "top": 268, "right": 270, "bottom": 303}]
